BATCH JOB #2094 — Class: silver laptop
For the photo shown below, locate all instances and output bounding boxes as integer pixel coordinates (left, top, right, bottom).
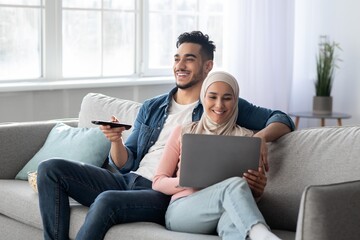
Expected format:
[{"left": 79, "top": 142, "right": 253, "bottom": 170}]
[{"left": 179, "top": 134, "right": 261, "bottom": 188}]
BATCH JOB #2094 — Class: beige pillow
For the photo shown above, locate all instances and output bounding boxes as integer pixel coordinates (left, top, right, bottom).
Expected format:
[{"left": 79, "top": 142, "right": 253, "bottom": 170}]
[{"left": 78, "top": 93, "right": 141, "bottom": 141}]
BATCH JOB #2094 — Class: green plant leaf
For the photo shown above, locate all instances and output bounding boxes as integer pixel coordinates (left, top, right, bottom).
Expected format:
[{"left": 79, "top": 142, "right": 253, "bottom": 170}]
[{"left": 314, "top": 35, "right": 342, "bottom": 96}]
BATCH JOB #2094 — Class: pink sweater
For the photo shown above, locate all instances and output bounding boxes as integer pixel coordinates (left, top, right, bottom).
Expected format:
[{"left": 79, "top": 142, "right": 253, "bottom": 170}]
[{"left": 152, "top": 125, "right": 196, "bottom": 201}]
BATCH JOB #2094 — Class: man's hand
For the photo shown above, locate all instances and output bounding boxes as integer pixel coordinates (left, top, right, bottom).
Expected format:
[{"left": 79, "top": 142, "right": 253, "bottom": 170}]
[
  {"left": 99, "top": 116, "right": 129, "bottom": 169},
  {"left": 243, "top": 166, "right": 267, "bottom": 199},
  {"left": 100, "top": 116, "right": 126, "bottom": 143}
]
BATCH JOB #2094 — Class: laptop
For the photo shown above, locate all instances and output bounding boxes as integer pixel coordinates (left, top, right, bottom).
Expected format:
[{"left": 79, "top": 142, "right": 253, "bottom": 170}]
[{"left": 179, "top": 133, "right": 261, "bottom": 188}]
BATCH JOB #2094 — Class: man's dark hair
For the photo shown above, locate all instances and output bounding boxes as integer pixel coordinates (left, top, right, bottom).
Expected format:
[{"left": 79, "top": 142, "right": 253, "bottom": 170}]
[{"left": 176, "top": 31, "right": 216, "bottom": 61}]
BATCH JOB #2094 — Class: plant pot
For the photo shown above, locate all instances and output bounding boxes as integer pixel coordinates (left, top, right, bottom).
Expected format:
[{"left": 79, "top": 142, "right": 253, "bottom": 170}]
[{"left": 313, "top": 96, "right": 333, "bottom": 115}]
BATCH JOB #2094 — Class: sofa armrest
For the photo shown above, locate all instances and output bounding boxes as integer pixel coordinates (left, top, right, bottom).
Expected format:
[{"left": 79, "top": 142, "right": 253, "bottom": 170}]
[
  {"left": 0, "top": 120, "right": 78, "bottom": 179},
  {"left": 295, "top": 180, "right": 360, "bottom": 240}
]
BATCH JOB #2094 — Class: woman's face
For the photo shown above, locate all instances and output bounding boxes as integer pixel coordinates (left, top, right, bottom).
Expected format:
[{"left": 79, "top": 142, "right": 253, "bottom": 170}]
[{"left": 204, "top": 81, "right": 236, "bottom": 124}]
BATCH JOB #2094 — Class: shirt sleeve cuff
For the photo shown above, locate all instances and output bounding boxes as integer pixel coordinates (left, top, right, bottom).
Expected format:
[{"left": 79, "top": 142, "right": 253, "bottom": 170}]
[
  {"left": 265, "top": 112, "right": 295, "bottom": 131},
  {"left": 108, "top": 147, "right": 135, "bottom": 174}
]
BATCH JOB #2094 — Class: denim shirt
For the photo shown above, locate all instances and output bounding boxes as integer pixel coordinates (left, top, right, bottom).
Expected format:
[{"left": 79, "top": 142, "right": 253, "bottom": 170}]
[{"left": 109, "top": 87, "right": 295, "bottom": 174}]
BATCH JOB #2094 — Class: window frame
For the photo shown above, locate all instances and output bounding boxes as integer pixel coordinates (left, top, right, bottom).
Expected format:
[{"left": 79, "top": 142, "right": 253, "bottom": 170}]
[
  {"left": 0, "top": 0, "right": 225, "bottom": 90},
  {"left": 44, "top": 0, "right": 61, "bottom": 81}
]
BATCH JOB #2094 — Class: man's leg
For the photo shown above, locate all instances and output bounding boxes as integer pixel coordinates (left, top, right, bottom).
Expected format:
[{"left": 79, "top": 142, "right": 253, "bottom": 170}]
[
  {"left": 76, "top": 188, "right": 170, "bottom": 240},
  {"left": 37, "top": 158, "right": 131, "bottom": 240}
]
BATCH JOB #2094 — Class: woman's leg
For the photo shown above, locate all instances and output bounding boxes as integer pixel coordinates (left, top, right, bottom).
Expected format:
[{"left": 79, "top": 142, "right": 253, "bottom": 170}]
[
  {"left": 165, "top": 177, "right": 266, "bottom": 239},
  {"left": 217, "top": 212, "right": 243, "bottom": 240},
  {"left": 76, "top": 189, "right": 170, "bottom": 240},
  {"left": 37, "top": 158, "right": 133, "bottom": 240}
]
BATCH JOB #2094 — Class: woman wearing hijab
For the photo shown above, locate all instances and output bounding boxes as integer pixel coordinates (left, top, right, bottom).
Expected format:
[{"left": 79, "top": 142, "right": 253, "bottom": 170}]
[{"left": 152, "top": 71, "right": 280, "bottom": 240}]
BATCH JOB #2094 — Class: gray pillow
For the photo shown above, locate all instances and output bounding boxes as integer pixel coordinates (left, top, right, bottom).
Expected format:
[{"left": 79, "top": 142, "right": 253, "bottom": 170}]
[{"left": 15, "top": 123, "right": 110, "bottom": 180}]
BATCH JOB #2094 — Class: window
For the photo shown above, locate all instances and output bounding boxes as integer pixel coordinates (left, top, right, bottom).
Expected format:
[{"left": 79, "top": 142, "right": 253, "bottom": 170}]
[
  {"left": 62, "top": 0, "right": 136, "bottom": 78},
  {"left": 0, "top": 0, "right": 43, "bottom": 80},
  {"left": 144, "top": 0, "right": 224, "bottom": 76},
  {"left": 0, "top": 0, "right": 224, "bottom": 83}
]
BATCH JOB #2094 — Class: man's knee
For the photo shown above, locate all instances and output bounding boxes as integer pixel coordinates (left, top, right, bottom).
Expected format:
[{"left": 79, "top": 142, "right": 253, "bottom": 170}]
[
  {"left": 92, "top": 191, "right": 119, "bottom": 212},
  {"left": 37, "top": 158, "right": 68, "bottom": 183},
  {"left": 92, "top": 190, "right": 143, "bottom": 211}
]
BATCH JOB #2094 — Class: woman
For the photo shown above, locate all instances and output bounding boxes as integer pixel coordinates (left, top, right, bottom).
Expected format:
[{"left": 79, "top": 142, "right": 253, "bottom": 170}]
[{"left": 152, "top": 71, "right": 280, "bottom": 240}]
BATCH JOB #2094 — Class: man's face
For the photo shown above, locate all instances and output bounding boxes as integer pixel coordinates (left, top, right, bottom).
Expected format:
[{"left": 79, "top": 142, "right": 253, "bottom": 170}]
[{"left": 173, "top": 43, "right": 210, "bottom": 90}]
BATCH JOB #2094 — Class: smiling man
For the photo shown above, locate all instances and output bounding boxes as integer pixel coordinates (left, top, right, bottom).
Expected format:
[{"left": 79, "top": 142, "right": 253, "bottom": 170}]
[{"left": 37, "top": 31, "right": 294, "bottom": 240}]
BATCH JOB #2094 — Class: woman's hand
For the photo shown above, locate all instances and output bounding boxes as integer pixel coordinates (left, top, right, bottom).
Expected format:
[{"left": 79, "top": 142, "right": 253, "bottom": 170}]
[
  {"left": 253, "top": 134, "right": 269, "bottom": 172},
  {"left": 243, "top": 166, "right": 267, "bottom": 199}
]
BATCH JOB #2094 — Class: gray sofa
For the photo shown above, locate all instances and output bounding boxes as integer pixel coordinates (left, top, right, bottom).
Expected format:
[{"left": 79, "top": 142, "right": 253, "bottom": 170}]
[{"left": 1, "top": 92, "right": 360, "bottom": 240}]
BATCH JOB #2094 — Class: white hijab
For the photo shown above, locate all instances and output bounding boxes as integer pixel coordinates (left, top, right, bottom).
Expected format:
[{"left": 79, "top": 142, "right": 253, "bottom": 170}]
[{"left": 182, "top": 71, "right": 253, "bottom": 137}]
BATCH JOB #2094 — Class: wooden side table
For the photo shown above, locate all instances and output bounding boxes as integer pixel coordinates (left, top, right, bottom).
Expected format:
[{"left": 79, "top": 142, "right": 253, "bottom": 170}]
[{"left": 288, "top": 112, "right": 351, "bottom": 129}]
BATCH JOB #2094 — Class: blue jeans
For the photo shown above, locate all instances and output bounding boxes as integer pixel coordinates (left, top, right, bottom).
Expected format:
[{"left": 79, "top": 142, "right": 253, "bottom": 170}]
[
  {"left": 165, "top": 177, "right": 268, "bottom": 240},
  {"left": 37, "top": 159, "right": 170, "bottom": 240}
]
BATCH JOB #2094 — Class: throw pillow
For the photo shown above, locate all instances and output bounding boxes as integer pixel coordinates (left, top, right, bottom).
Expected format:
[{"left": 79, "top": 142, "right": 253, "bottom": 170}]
[{"left": 15, "top": 123, "right": 111, "bottom": 180}]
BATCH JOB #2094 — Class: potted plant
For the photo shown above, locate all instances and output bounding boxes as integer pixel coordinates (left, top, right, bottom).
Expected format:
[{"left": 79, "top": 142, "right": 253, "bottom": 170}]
[{"left": 313, "top": 35, "right": 342, "bottom": 114}]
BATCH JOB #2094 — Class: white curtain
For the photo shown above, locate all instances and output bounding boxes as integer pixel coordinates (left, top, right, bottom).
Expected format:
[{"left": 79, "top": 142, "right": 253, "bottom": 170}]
[{"left": 222, "top": 0, "right": 295, "bottom": 112}]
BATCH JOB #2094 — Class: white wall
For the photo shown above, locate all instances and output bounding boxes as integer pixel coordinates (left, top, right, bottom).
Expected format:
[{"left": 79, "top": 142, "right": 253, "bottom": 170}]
[
  {"left": 290, "top": 0, "right": 360, "bottom": 128},
  {"left": 0, "top": 83, "right": 174, "bottom": 123}
]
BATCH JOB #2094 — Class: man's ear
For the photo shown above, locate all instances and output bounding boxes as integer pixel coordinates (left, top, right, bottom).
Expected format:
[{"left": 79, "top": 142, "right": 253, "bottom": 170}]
[{"left": 204, "top": 60, "right": 214, "bottom": 75}]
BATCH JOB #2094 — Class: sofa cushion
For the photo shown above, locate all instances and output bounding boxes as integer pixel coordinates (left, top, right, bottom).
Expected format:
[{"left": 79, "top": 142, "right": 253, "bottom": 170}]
[
  {"left": 0, "top": 180, "right": 43, "bottom": 229},
  {"left": 15, "top": 123, "right": 111, "bottom": 180},
  {"left": 0, "top": 180, "right": 223, "bottom": 240},
  {"left": 78, "top": 93, "right": 142, "bottom": 141},
  {"left": 0, "top": 179, "right": 295, "bottom": 240},
  {"left": 258, "top": 125, "right": 360, "bottom": 231}
]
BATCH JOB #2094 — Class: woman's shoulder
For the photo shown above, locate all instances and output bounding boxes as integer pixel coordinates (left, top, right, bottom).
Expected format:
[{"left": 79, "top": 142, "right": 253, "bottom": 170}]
[
  {"left": 169, "top": 125, "right": 184, "bottom": 139},
  {"left": 180, "top": 122, "right": 199, "bottom": 135},
  {"left": 235, "top": 125, "right": 254, "bottom": 137}
]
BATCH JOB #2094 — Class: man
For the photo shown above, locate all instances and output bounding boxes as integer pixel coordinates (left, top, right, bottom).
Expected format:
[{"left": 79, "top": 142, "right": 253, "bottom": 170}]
[{"left": 37, "top": 31, "right": 294, "bottom": 240}]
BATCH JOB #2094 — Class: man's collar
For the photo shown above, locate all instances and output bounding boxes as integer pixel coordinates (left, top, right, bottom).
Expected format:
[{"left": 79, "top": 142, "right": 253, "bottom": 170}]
[
  {"left": 160, "top": 86, "right": 202, "bottom": 109},
  {"left": 159, "top": 87, "right": 178, "bottom": 108}
]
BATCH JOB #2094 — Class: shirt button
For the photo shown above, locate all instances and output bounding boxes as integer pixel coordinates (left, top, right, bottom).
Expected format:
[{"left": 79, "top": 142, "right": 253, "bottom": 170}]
[
  {"left": 150, "top": 141, "right": 154, "bottom": 144},
  {"left": 157, "top": 127, "right": 161, "bottom": 130}
]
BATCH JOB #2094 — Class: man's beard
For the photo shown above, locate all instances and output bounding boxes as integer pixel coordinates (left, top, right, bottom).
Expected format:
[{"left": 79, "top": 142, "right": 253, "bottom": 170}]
[{"left": 176, "top": 77, "right": 202, "bottom": 90}]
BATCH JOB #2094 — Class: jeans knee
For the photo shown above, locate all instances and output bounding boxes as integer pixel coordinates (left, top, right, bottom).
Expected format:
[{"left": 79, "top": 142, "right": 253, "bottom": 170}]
[
  {"left": 225, "top": 176, "right": 245, "bottom": 185},
  {"left": 91, "top": 191, "right": 118, "bottom": 214},
  {"left": 37, "top": 159, "right": 68, "bottom": 185},
  {"left": 223, "top": 177, "right": 249, "bottom": 192},
  {"left": 94, "top": 191, "right": 116, "bottom": 208}
]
